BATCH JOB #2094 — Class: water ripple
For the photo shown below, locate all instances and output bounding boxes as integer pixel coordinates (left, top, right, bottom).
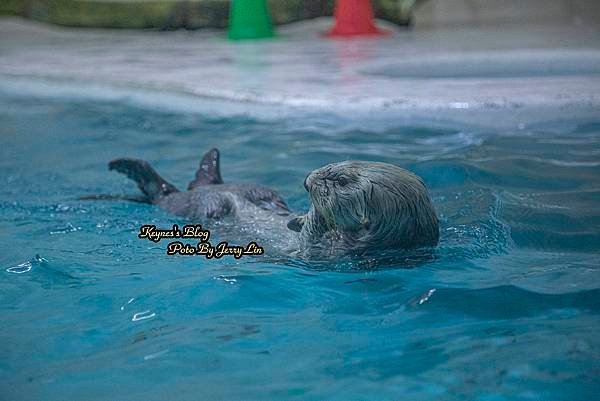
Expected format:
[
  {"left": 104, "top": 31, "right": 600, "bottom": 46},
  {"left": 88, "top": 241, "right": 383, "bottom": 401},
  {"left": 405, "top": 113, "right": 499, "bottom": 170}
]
[
  {"left": 6, "top": 261, "right": 32, "bottom": 274},
  {"left": 131, "top": 310, "right": 156, "bottom": 322}
]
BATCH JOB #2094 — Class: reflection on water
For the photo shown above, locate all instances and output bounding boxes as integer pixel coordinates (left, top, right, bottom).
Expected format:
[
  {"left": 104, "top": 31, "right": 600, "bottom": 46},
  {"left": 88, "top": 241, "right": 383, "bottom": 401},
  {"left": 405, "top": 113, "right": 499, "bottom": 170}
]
[{"left": 0, "top": 94, "right": 599, "bottom": 400}]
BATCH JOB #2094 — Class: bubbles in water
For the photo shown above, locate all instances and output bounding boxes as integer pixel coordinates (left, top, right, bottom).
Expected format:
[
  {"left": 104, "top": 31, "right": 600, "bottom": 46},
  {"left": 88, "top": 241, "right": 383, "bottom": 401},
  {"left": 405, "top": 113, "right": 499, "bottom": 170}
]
[
  {"left": 49, "top": 222, "right": 81, "bottom": 235},
  {"left": 214, "top": 275, "right": 238, "bottom": 285}
]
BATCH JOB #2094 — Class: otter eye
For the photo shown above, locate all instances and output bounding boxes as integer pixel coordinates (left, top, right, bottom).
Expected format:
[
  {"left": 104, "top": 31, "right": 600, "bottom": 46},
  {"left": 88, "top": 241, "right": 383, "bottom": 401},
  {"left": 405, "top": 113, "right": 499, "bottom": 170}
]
[{"left": 338, "top": 177, "right": 348, "bottom": 186}]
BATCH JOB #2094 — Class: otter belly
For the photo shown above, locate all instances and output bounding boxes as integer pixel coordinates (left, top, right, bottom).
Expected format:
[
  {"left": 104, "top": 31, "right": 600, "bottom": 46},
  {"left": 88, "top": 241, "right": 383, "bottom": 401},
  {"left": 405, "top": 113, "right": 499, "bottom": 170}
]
[{"left": 157, "top": 189, "right": 298, "bottom": 255}]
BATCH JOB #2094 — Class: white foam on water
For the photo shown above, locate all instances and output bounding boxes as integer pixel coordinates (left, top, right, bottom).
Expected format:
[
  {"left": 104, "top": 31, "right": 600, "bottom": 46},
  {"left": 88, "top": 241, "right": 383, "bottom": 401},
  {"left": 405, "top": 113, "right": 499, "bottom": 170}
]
[
  {"left": 6, "top": 261, "right": 32, "bottom": 274},
  {"left": 131, "top": 310, "right": 156, "bottom": 322}
]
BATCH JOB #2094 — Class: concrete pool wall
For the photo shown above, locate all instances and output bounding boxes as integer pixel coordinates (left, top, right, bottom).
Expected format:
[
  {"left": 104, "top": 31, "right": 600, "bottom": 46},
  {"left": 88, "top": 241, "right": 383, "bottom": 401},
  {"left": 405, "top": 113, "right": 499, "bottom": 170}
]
[{"left": 1, "top": 15, "right": 599, "bottom": 130}]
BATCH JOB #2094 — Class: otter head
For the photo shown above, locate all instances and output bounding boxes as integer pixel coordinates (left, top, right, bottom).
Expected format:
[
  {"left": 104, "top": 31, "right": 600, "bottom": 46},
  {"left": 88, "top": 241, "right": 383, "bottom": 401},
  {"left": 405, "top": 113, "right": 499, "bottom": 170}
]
[{"left": 292, "top": 161, "right": 439, "bottom": 254}]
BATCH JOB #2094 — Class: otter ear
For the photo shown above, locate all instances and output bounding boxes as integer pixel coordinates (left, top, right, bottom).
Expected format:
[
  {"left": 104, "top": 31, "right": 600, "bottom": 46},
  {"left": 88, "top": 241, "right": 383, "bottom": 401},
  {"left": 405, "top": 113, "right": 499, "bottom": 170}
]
[{"left": 287, "top": 216, "right": 305, "bottom": 232}]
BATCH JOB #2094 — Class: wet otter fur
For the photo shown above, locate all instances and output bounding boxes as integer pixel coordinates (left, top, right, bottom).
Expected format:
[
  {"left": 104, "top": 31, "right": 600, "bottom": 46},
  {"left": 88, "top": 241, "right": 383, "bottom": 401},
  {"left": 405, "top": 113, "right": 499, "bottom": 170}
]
[
  {"left": 288, "top": 161, "right": 439, "bottom": 259},
  {"left": 84, "top": 149, "right": 438, "bottom": 261}
]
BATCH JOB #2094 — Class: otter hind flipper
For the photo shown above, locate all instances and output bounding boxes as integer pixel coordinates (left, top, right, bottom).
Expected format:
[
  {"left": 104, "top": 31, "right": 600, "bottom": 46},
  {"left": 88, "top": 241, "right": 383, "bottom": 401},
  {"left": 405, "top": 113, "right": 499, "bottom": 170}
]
[
  {"left": 188, "top": 148, "right": 224, "bottom": 190},
  {"left": 109, "top": 158, "right": 178, "bottom": 203}
]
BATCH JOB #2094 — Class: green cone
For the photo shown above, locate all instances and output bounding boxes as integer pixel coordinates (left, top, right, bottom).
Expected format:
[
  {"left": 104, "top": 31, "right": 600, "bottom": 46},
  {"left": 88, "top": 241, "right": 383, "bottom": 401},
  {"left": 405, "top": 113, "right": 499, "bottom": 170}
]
[{"left": 228, "top": 0, "right": 275, "bottom": 40}]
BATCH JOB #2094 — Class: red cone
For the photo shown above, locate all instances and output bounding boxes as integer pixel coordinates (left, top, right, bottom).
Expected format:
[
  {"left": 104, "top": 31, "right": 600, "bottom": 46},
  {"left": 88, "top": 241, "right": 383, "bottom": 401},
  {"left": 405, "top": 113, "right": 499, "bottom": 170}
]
[{"left": 326, "top": 0, "right": 390, "bottom": 37}]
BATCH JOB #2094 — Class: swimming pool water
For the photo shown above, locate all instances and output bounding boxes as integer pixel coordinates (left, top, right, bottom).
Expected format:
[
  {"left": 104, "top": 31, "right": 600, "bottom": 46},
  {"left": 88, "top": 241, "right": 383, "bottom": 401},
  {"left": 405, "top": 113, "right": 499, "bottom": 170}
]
[{"left": 1, "top": 93, "right": 599, "bottom": 400}]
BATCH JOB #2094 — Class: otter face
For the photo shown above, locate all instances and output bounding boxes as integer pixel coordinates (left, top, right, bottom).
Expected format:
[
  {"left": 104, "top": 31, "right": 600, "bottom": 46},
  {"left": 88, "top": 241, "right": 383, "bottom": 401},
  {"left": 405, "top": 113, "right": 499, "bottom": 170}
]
[
  {"left": 304, "top": 161, "right": 370, "bottom": 232},
  {"left": 303, "top": 161, "right": 439, "bottom": 249}
]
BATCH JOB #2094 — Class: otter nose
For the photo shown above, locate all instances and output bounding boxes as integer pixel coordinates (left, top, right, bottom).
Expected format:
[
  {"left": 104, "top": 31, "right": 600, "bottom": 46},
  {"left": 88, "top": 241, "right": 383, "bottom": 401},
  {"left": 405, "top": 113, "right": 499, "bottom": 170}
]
[{"left": 303, "top": 174, "right": 310, "bottom": 192}]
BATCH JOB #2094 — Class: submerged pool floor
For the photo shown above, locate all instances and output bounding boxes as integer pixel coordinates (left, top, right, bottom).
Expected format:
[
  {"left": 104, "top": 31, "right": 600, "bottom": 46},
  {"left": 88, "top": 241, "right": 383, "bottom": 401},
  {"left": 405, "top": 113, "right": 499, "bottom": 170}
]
[{"left": 1, "top": 93, "right": 599, "bottom": 400}]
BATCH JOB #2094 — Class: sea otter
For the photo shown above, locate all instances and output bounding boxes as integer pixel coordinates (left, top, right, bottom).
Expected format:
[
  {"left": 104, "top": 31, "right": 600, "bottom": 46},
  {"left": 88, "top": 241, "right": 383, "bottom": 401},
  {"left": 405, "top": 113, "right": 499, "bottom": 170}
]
[
  {"left": 287, "top": 161, "right": 439, "bottom": 259},
  {"left": 84, "top": 149, "right": 439, "bottom": 260}
]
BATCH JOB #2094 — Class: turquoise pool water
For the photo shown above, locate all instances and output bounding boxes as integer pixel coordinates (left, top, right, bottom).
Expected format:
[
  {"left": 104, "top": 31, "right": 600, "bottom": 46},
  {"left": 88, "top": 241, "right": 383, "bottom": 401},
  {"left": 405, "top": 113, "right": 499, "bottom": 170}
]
[{"left": 1, "top": 93, "right": 599, "bottom": 400}]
